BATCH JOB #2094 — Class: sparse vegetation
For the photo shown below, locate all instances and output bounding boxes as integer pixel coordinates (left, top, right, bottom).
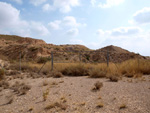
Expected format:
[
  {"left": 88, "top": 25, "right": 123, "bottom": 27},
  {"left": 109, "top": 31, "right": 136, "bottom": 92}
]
[
  {"left": 92, "top": 81, "right": 103, "bottom": 91},
  {"left": 44, "top": 101, "right": 67, "bottom": 111},
  {"left": 89, "top": 68, "right": 106, "bottom": 78},
  {"left": 8, "top": 59, "right": 150, "bottom": 79},
  {"left": 37, "top": 57, "right": 50, "bottom": 64},
  {"left": 96, "top": 102, "right": 104, "bottom": 108},
  {"left": 51, "top": 71, "right": 63, "bottom": 78},
  {"left": 43, "top": 88, "right": 49, "bottom": 101},
  {"left": 0, "top": 80, "right": 9, "bottom": 89},
  {"left": 119, "top": 103, "right": 127, "bottom": 109},
  {"left": 43, "top": 80, "right": 48, "bottom": 86},
  {"left": 11, "top": 81, "right": 31, "bottom": 95},
  {"left": 61, "top": 64, "right": 88, "bottom": 76},
  {"left": 60, "top": 96, "right": 67, "bottom": 103},
  {"left": 109, "top": 75, "right": 119, "bottom": 82}
]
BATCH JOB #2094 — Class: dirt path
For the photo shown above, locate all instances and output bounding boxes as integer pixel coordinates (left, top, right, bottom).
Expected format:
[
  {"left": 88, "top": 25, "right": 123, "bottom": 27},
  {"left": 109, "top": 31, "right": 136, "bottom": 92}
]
[{"left": 0, "top": 75, "right": 150, "bottom": 113}]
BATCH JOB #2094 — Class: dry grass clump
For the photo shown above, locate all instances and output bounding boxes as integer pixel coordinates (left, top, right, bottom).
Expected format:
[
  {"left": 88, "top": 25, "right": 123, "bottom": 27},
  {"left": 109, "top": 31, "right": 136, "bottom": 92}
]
[
  {"left": 119, "top": 59, "right": 150, "bottom": 75},
  {"left": 60, "top": 96, "right": 67, "bottom": 103},
  {"left": 96, "top": 102, "right": 104, "bottom": 108},
  {"left": 7, "top": 70, "right": 19, "bottom": 76},
  {"left": 44, "top": 101, "right": 67, "bottom": 111},
  {"left": 92, "top": 81, "right": 103, "bottom": 91},
  {"left": 0, "top": 69, "right": 5, "bottom": 80},
  {"left": 10, "top": 62, "right": 40, "bottom": 73},
  {"left": 12, "top": 74, "right": 24, "bottom": 79},
  {"left": 119, "top": 103, "right": 127, "bottom": 109},
  {"left": 0, "top": 80, "right": 10, "bottom": 89},
  {"left": 37, "top": 57, "right": 50, "bottom": 64},
  {"left": 89, "top": 68, "right": 107, "bottom": 78},
  {"left": 61, "top": 64, "right": 88, "bottom": 76},
  {"left": 50, "top": 71, "right": 63, "bottom": 78},
  {"left": 29, "top": 72, "right": 40, "bottom": 79},
  {"left": 11, "top": 81, "right": 31, "bottom": 95},
  {"left": 43, "top": 88, "right": 49, "bottom": 101},
  {"left": 134, "top": 73, "right": 142, "bottom": 78},
  {"left": 109, "top": 75, "right": 119, "bottom": 82},
  {"left": 43, "top": 80, "right": 48, "bottom": 86},
  {"left": 124, "top": 73, "right": 134, "bottom": 78}
]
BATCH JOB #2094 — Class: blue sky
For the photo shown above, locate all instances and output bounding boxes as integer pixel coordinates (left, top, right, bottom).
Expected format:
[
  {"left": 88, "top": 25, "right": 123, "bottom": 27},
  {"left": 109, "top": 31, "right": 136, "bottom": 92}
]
[{"left": 0, "top": 0, "right": 150, "bottom": 56}]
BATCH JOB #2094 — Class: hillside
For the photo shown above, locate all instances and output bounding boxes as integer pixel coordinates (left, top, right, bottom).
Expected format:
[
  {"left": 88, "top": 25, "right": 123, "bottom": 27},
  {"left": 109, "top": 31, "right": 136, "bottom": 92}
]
[{"left": 0, "top": 34, "right": 146, "bottom": 63}]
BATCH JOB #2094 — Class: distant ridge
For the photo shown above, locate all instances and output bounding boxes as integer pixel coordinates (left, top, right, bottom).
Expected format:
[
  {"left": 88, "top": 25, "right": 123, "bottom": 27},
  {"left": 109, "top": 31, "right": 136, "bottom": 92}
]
[{"left": 0, "top": 34, "right": 146, "bottom": 62}]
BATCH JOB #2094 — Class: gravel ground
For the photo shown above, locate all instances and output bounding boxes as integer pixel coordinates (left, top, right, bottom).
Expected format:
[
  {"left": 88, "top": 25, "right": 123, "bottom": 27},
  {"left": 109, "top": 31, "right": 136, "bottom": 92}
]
[{"left": 0, "top": 75, "right": 150, "bottom": 113}]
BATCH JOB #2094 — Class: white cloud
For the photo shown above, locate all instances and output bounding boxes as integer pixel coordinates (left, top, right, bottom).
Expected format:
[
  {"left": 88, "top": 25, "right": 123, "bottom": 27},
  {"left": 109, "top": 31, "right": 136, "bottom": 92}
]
[
  {"left": 63, "top": 16, "right": 79, "bottom": 27},
  {"left": 96, "top": 29, "right": 105, "bottom": 35},
  {"left": 96, "top": 27, "right": 142, "bottom": 37},
  {"left": 111, "top": 27, "right": 142, "bottom": 36},
  {"left": 0, "top": 2, "right": 50, "bottom": 38},
  {"left": 46, "top": 0, "right": 79, "bottom": 13},
  {"left": 133, "top": 7, "right": 150, "bottom": 24},
  {"left": 91, "top": 0, "right": 96, "bottom": 6},
  {"left": 48, "top": 16, "right": 86, "bottom": 30},
  {"left": 11, "top": 0, "right": 23, "bottom": 4},
  {"left": 66, "top": 28, "right": 79, "bottom": 36},
  {"left": 98, "top": 0, "right": 125, "bottom": 8},
  {"left": 93, "top": 27, "right": 150, "bottom": 56},
  {"left": 30, "top": 0, "right": 47, "bottom": 6},
  {"left": 42, "top": 3, "right": 53, "bottom": 11},
  {"left": 48, "top": 20, "right": 61, "bottom": 30},
  {"left": 41, "top": 0, "right": 80, "bottom": 13},
  {"left": 30, "top": 21, "right": 50, "bottom": 36},
  {"left": 0, "top": 2, "right": 27, "bottom": 29}
]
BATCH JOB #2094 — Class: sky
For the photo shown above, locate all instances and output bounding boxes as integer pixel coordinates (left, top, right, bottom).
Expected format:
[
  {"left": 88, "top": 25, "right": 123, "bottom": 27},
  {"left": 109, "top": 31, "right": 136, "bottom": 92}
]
[{"left": 0, "top": 0, "right": 150, "bottom": 56}]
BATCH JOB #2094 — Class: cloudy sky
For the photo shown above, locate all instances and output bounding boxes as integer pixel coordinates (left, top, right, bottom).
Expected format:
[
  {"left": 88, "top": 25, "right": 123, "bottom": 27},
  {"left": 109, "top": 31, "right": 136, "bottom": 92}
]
[{"left": 0, "top": 0, "right": 150, "bottom": 56}]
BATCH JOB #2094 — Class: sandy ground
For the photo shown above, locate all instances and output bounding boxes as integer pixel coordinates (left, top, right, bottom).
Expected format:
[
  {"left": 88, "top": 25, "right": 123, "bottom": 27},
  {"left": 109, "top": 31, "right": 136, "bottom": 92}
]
[{"left": 0, "top": 75, "right": 150, "bottom": 113}]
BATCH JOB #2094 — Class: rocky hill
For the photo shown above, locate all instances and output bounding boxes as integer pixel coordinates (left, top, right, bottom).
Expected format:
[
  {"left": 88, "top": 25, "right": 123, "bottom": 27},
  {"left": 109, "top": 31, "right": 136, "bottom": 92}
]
[{"left": 0, "top": 34, "right": 146, "bottom": 63}]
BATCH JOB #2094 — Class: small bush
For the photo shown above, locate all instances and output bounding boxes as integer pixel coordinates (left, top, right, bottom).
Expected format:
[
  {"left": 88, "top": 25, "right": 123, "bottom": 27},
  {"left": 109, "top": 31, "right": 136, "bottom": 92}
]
[
  {"left": 124, "top": 73, "right": 134, "bottom": 78},
  {"left": 41, "top": 68, "right": 50, "bottom": 75},
  {"left": 96, "top": 102, "right": 104, "bottom": 108},
  {"left": 109, "top": 75, "right": 119, "bottom": 82},
  {"left": 61, "top": 64, "right": 88, "bottom": 76},
  {"left": 37, "top": 57, "right": 50, "bottom": 64},
  {"left": 11, "top": 81, "right": 31, "bottom": 95},
  {"left": 43, "top": 88, "right": 49, "bottom": 101},
  {"left": 43, "top": 80, "right": 48, "bottom": 86},
  {"left": 119, "top": 103, "right": 127, "bottom": 109},
  {"left": 89, "top": 68, "right": 106, "bottom": 78},
  {"left": 51, "top": 71, "right": 63, "bottom": 78},
  {"left": 92, "top": 81, "right": 103, "bottom": 91}
]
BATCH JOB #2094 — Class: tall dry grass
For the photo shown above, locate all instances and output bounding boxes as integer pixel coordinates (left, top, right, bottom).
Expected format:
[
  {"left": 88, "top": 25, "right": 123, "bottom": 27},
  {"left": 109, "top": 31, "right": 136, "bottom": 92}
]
[
  {"left": 10, "top": 59, "right": 150, "bottom": 78},
  {"left": 119, "top": 59, "right": 150, "bottom": 75}
]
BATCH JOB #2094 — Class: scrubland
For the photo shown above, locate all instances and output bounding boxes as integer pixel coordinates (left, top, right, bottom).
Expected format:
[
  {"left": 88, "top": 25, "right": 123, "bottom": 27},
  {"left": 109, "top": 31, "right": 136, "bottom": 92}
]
[{"left": 0, "top": 59, "right": 150, "bottom": 113}]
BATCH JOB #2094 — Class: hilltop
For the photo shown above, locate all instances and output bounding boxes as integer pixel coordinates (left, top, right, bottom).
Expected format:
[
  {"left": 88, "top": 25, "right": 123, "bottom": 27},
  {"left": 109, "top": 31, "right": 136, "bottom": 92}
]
[{"left": 0, "top": 34, "right": 145, "bottom": 63}]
